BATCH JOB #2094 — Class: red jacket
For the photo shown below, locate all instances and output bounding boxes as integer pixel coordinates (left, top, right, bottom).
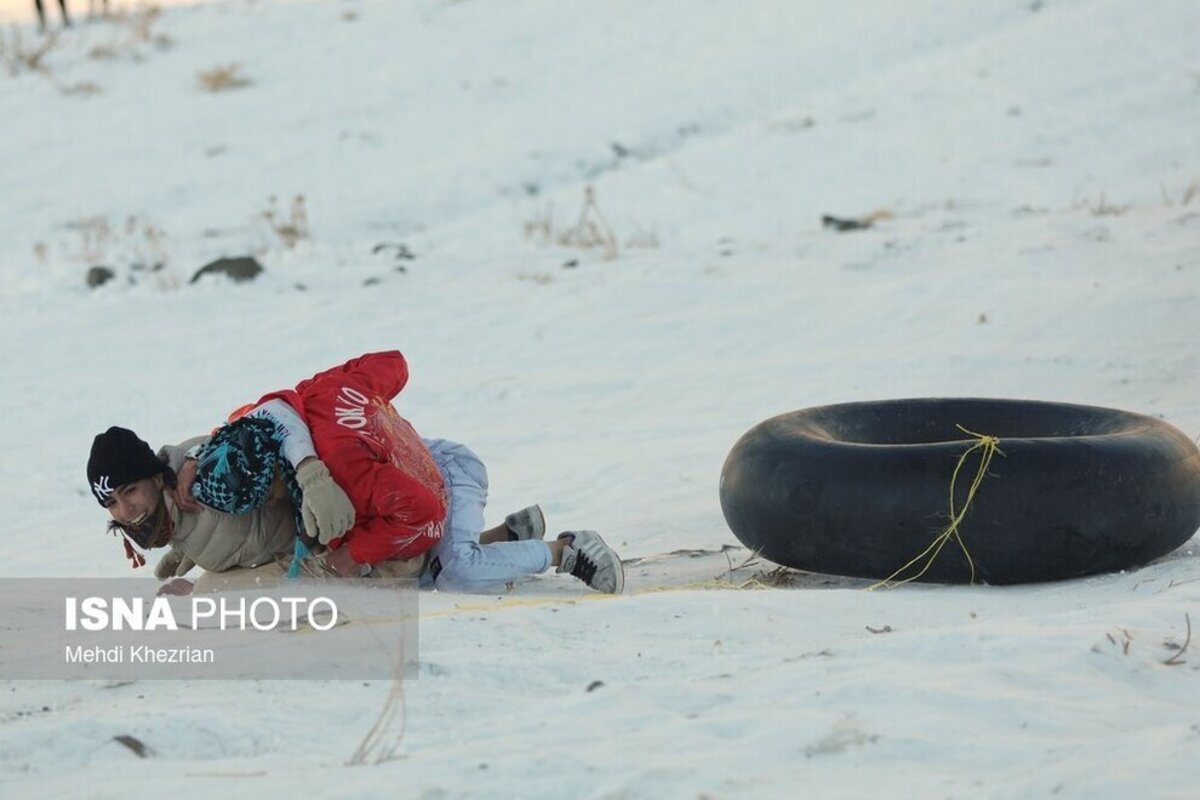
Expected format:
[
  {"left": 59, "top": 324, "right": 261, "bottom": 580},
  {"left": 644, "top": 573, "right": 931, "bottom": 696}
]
[{"left": 256, "top": 351, "right": 446, "bottom": 564}]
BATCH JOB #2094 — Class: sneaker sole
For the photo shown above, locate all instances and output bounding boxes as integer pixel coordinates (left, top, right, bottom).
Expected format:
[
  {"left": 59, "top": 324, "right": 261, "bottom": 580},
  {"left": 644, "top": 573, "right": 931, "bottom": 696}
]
[
  {"left": 507, "top": 505, "right": 546, "bottom": 541},
  {"left": 588, "top": 531, "right": 625, "bottom": 594}
]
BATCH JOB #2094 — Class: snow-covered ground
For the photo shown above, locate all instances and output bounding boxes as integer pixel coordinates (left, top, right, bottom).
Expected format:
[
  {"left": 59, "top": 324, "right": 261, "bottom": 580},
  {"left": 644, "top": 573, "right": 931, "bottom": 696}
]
[{"left": 1, "top": 0, "right": 1198, "bottom": 797}]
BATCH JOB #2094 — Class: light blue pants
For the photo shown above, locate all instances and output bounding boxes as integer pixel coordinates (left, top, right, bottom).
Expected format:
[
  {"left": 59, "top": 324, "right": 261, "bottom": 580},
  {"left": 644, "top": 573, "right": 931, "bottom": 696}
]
[{"left": 419, "top": 439, "right": 551, "bottom": 592}]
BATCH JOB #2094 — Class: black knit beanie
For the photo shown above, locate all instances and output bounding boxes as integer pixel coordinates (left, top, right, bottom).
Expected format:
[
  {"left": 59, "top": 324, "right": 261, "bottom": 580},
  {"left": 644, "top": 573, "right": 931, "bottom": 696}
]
[{"left": 87, "top": 427, "right": 167, "bottom": 506}]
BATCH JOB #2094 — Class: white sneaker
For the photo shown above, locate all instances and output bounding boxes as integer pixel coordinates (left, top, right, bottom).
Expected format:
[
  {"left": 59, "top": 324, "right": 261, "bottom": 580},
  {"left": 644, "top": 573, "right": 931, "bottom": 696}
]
[
  {"left": 556, "top": 531, "right": 624, "bottom": 593},
  {"left": 505, "top": 505, "right": 546, "bottom": 541}
]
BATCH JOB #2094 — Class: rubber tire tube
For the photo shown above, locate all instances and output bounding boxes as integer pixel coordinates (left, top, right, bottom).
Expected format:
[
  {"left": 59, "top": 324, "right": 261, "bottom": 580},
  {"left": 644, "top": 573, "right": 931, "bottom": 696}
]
[{"left": 718, "top": 398, "right": 1200, "bottom": 584}]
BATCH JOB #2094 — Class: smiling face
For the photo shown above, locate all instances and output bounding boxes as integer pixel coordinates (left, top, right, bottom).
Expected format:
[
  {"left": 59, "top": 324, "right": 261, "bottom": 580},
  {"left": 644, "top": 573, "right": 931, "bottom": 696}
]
[{"left": 103, "top": 475, "right": 171, "bottom": 548}]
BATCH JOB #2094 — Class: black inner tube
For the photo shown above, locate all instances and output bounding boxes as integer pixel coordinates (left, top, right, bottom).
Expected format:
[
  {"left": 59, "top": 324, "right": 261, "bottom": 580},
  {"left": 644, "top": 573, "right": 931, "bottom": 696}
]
[
  {"left": 797, "top": 400, "right": 1140, "bottom": 444},
  {"left": 719, "top": 398, "right": 1200, "bottom": 585}
]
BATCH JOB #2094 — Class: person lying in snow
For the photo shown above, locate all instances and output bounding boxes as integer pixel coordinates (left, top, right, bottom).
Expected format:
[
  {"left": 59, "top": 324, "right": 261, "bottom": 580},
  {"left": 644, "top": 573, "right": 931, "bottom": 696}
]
[{"left": 86, "top": 351, "right": 624, "bottom": 595}]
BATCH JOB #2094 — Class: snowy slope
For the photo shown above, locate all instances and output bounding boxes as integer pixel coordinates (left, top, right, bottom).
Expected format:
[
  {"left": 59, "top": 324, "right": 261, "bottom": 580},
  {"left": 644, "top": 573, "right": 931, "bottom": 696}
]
[{"left": 1, "top": 1, "right": 1198, "bottom": 797}]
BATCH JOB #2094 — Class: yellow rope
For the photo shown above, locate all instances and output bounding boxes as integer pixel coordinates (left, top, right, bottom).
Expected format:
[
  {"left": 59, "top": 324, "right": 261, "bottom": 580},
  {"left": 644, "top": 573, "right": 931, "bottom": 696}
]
[
  {"left": 868, "top": 425, "right": 1004, "bottom": 590},
  {"left": 289, "top": 574, "right": 776, "bottom": 632}
]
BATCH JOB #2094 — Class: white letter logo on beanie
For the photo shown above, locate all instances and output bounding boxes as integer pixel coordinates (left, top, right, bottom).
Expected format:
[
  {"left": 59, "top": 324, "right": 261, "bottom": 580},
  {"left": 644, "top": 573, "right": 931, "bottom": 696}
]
[{"left": 92, "top": 476, "right": 114, "bottom": 503}]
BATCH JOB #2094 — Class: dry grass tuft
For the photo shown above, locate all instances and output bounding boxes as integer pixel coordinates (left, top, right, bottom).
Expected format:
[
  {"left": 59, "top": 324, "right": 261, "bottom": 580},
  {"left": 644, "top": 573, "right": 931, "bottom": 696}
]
[
  {"left": 4, "top": 3, "right": 170, "bottom": 91},
  {"left": 66, "top": 217, "right": 113, "bottom": 265},
  {"left": 0, "top": 27, "right": 60, "bottom": 76},
  {"left": 260, "top": 195, "right": 310, "bottom": 249},
  {"left": 197, "top": 63, "right": 252, "bottom": 92},
  {"left": 126, "top": 215, "right": 170, "bottom": 274},
  {"left": 60, "top": 214, "right": 180, "bottom": 289},
  {"left": 127, "top": 4, "right": 166, "bottom": 44},
  {"left": 88, "top": 43, "right": 120, "bottom": 61},
  {"left": 347, "top": 649, "right": 408, "bottom": 766},
  {"left": 59, "top": 80, "right": 103, "bottom": 96},
  {"left": 87, "top": 4, "right": 171, "bottom": 59},
  {"left": 522, "top": 204, "right": 555, "bottom": 243},
  {"left": 524, "top": 186, "right": 627, "bottom": 260},
  {"left": 557, "top": 186, "right": 618, "bottom": 259},
  {"left": 1074, "top": 192, "right": 1128, "bottom": 217}
]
